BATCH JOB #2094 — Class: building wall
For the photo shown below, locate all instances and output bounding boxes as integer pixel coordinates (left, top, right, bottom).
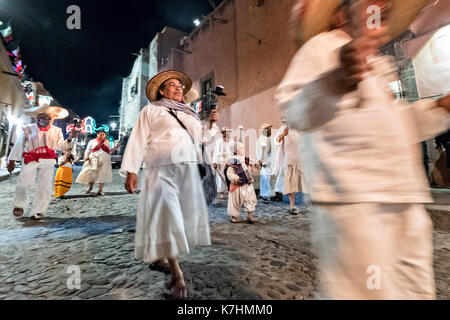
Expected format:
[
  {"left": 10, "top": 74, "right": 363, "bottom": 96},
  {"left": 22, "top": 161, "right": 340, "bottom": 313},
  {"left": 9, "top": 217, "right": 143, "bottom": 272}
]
[
  {"left": 235, "top": 0, "right": 297, "bottom": 100},
  {"left": 177, "top": 0, "right": 240, "bottom": 112},
  {"left": 119, "top": 48, "right": 149, "bottom": 135},
  {"left": 119, "top": 28, "right": 189, "bottom": 135},
  {"left": 0, "top": 40, "right": 30, "bottom": 167},
  {"left": 157, "top": 27, "right": 188, "bottom": 72},
  {"left": 175, "top": 0, "right": 297, "bottom": 131}
]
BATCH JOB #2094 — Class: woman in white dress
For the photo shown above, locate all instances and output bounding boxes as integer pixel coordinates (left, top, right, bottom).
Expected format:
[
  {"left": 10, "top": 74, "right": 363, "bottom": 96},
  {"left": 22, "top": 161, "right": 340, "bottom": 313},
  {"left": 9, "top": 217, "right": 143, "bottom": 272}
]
[
  {"left": 76, "top": 130, "right": 119, "bottom": 195},
  {"left": 121, "top": 70, "right": 210, "bottom": 299}
]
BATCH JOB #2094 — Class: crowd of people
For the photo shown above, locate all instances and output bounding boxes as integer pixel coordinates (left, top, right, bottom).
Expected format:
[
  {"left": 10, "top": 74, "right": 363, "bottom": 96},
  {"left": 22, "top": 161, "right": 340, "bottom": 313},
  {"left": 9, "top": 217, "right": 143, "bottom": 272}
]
[{"left": 5, "top": 0, "right": 450, "bottom": 300}]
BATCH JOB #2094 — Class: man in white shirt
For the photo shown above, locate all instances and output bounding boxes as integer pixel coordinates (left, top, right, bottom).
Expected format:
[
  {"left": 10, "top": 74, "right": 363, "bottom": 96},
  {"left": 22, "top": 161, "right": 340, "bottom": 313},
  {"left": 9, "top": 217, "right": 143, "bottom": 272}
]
[
  {"left": 256, "top": 123, "right": 275, "bottom": 201},
  {"left": 275, "top": 0, "right": 450, "bottom": 299},
  {"left": 202, "top": 109, "right": 221, "bottom": 165},
  {"left": 7, "top": 105, "right": 73, "bottom": 220},
  {"left": 274, "top": 123, "right": 307, "bottom": 215},
  {"left": 212, "top": 127, "right": 234, "bottom": 199}
]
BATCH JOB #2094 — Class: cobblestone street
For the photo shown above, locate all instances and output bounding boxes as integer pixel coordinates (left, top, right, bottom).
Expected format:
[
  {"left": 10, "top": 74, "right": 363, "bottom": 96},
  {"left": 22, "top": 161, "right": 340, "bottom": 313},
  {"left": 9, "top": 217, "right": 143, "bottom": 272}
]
[{"left": 0, "top": 168, "right": 448, "bottom": 300}]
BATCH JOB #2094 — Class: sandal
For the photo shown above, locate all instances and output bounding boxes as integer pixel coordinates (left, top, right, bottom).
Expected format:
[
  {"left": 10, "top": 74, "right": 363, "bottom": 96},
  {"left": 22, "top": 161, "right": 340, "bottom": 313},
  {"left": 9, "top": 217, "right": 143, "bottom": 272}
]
[
  {"left": 149, "top": 260, "right": 171, "bottom": 274},
  {"left": 230, "top": 217, "right": 241, "bottom": 223},
  {"left": 289, "top": 208, "right": 299, "bottom": 215},
  {"left": 97, "top": 191, "right": 105, "bottom": 196},
  {"left": 13, "top": 208, "right": 24, "bottom": 217},
  {"left": 30, "top": 213, "right": 45, "bottom": 220},
  {"left": 247, "top": 216, "right": 258, "bottom": 224}
]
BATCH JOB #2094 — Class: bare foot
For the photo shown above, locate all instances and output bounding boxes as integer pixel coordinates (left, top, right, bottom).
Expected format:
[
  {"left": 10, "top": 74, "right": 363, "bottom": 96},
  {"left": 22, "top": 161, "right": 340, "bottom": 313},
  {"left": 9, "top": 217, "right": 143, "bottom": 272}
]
[
  {"left": 170, "top": 276, "right": 188, "bottom": 300},
  {"left": 247, "top": 213, "right": 257, "bottom": 224}
]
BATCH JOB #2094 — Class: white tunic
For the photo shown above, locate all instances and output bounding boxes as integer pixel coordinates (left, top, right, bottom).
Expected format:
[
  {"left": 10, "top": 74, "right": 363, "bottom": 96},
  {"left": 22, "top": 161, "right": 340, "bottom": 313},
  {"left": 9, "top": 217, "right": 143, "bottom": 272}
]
[
  {"left": 120, "top": 104, "right": 210, "bottom": 263},
  {"left": 8, "top": 123, "right": 70, "bottom": 216},
  {"left": 202, "top": 122, "right": 221, "bottom": 163},
  {"left": 121, "top": 105, "right": 202, "bottom": 173},
  {"left": 275, "top": 29, "right": 450, "bottom": 204},
  {"left": 212, "top": 138, "right": 234, "bottom": 165},
  {"left": 256, "top": 135, "right": 275, "bottom": 176},
  {"left": 8, "top": 123, "right": 69, "bottom": 165},
  {"left": 274, "top": 125, "right": 303, "bottom": 167},
  {"left": 226, "top": 156, "right": 257, "bottom": 217},
  {"left": 76, "top": 139, "right": 113, "bottom": 184}
]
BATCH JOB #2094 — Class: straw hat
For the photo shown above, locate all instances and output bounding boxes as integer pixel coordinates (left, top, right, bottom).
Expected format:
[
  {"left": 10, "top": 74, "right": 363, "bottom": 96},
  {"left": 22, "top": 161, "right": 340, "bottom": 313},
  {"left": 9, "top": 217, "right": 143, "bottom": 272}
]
[
  {"left": 184, "top": 88, "right": 199, "bottom": 104},
  {"left": 260, "top": 123, "right": 273, "bottom": 130},
  {"left": 24, "top": 105, "right": 69, "bottom": 120},
  {"left": 291, "top": 0, "right": 431, "bottom": 45},
  {"left": 146, "top": 70, "right": 192, "bottom": 103}
]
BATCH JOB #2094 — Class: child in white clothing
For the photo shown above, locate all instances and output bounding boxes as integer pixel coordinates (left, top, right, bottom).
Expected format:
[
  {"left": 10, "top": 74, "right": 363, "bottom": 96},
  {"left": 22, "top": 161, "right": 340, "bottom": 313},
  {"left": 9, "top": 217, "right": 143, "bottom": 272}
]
[{"left": 225, "top": 143, "right": 258, "bottom": 223}]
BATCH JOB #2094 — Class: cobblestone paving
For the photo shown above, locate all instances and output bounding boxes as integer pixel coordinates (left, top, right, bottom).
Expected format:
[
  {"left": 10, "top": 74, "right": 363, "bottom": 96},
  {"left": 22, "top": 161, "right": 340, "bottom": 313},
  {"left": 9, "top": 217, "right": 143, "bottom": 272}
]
[{"left": 0, "top": 167, "right": 448, "bottom": 300}]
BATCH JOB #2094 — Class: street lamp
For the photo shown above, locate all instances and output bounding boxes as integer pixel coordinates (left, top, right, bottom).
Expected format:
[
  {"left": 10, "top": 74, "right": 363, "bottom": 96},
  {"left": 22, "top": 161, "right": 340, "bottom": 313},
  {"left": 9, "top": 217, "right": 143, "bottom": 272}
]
[
  {"left": 110, "top": 122, "right": 117, "bottom": 130},
  {"left": 193, "top": 18, "right": 201, "bottom": 27}
]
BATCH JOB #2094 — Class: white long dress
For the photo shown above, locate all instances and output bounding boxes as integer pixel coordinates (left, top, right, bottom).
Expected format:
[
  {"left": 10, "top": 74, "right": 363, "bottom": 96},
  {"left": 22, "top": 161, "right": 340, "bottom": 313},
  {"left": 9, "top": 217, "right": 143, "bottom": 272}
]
[
  {"left": 76, "top": 139, "right": 113, "bottom": 184},
  {"left": 120, "top": 104, "right": 211, "bottom": 263}
]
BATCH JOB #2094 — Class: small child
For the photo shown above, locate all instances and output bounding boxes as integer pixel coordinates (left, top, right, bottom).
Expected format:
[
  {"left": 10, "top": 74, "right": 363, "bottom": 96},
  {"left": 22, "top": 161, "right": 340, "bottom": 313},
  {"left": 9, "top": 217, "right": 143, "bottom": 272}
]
[
  {"left": 54, "top": 149, "right": 78, "bottom": 198},
  {"left": 224, "top": 143, "right": 258, "bottom": 224}
]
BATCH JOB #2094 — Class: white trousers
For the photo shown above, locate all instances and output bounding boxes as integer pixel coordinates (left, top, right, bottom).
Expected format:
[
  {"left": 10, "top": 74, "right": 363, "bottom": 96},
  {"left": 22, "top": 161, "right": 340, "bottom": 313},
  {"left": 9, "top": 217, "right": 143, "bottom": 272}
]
[
  {"left": 274, "top": 167, "right": 285, "bottom": 193},
  {"left": 260, "top": 174, "right": 273, "bottom": 198},
  {"left": 13, "top": 160, "right": 55, "bottom": 216},
  {"left": 311, "top": 203, "right": 435, "bottom": 300},
  {"left": 215, "top": 164, "right": 228, "bottom": 194},
  {"left": 227, "top": 184, "right": 258, "bottom": 218}
]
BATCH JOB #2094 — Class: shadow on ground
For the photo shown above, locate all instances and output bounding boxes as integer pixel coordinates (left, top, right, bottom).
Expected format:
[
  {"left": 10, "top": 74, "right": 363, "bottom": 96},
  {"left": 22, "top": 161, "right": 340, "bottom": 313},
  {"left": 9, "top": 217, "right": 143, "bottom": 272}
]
[{"left": 0, "top": 215, "right": 136, "bottom": 245}]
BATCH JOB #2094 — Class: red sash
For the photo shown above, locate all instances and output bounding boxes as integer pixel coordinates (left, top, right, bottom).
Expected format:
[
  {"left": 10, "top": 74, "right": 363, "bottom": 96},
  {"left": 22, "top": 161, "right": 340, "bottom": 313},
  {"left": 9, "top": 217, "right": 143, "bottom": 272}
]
[
  {"left": 92, "top": 139, "right": 111, "bottom": 154},
  {"left": 23, "top": 146, "right": 57, "bottom": 165}
]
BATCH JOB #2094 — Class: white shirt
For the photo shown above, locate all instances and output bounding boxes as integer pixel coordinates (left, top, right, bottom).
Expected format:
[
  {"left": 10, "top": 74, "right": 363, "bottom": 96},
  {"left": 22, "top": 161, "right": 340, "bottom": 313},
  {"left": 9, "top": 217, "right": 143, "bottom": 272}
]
[
  {"left": 121, "top": 104, "right": 203, "bottom": 175},
  {"left": 85, "top": 139, "right": 112, "bottom": 158},
  {"left": 256, "top": 135, "right": 273, "bottom": 167},
  {"left": 202, "top": 121, "right": 221, "bottom": 161},
  {"left": 212, "top": 138, "right": 234, "bottom": 165},
  {"left": 8, "top": 123, "right": 69, "bottom": 162},
  {"left": 275, "top": 29, "right": 450, "bottom": 203},
  {"left": 274, "top": 125, "right": 302, "bottom": 167},
  {"left": 58, "top": 154, "right": 78, "bottom": 168}
]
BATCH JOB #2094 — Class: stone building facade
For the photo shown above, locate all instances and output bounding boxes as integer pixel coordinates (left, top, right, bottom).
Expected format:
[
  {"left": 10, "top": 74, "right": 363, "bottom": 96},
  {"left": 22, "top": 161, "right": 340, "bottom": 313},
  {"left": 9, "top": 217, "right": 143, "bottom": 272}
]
[
  {"left": 119, "top": 27, "right": 187, "bottom": 135},
  {"left": 166, "top": 0, "right": 298, "bottom": 157},
  {"left": 118, "top": 48, "right": 150, "bottom": 135},
  {"left": 0, "top": 39, "right": 30, "bottom": 168}
]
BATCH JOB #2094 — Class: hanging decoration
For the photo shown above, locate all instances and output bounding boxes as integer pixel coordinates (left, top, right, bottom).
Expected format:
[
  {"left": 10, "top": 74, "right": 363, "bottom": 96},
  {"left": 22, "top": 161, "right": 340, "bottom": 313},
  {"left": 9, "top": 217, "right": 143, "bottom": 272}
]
[{"left": 65, "top": 116, "right": 110, "bottom": 134}]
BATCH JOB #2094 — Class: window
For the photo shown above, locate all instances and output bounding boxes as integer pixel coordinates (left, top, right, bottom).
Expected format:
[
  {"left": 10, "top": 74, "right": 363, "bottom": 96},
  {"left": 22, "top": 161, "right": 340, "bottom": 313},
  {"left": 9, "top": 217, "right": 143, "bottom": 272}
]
[
  {"left": 199, "top": 72, "right": 216, "bottom": 120},
  {"left": 200, "top": 72, "right": 215, "bottom": 97}
]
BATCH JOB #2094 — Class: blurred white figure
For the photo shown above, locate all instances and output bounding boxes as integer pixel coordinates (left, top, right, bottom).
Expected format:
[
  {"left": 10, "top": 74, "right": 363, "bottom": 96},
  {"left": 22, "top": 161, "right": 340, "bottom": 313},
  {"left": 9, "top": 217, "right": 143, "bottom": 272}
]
[
  {"left": 276, "top": 0, "right": 450, "bottom": 299},
  {"left": 256, "top": 123, "right": 275, "bottom": 200},
  {"left": 212, "top": 127, "right": 234, "bottom": 199},
  {"left": 274, "top": 122, "right": 307, "bottom": 215}
]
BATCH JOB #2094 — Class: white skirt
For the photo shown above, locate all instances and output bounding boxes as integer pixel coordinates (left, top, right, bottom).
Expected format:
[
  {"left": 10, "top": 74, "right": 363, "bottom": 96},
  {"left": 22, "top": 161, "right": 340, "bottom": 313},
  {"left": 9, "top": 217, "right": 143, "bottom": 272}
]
[
  {"left": 76, "top": 153, "right": 113, "bottom": 184},
  {"left": 135, "top": 164, "right": 211, "bottom": 263},
  {"left": 311, "top": 203, "right": 435, "bottom": 299}
]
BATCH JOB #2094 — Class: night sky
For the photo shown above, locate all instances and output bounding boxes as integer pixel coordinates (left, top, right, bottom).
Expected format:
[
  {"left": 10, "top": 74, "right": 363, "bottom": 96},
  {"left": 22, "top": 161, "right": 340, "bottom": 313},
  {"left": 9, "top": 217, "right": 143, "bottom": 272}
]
[{"left": 1, "top": 0, "right": 223, "bottom": 125}]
